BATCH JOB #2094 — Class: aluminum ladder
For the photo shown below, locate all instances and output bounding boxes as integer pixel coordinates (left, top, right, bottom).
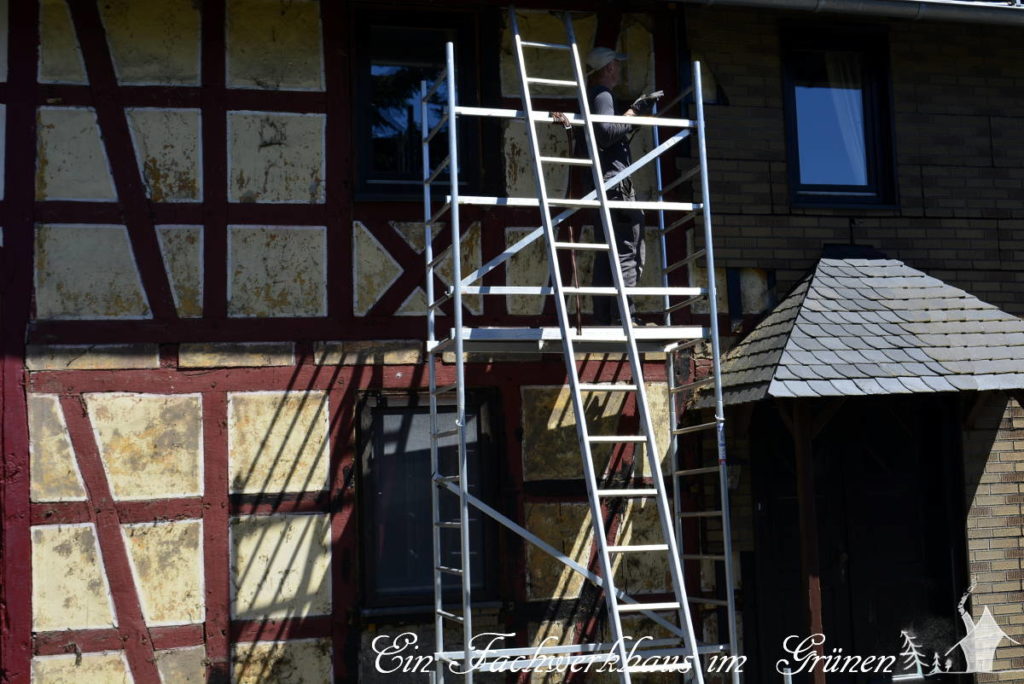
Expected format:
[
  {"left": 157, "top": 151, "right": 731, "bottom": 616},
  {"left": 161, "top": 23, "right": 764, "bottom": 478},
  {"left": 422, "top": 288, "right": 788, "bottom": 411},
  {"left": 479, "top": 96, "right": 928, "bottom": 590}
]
[{"left": 421, "top": 9, "right": 738, "bottom": 682}]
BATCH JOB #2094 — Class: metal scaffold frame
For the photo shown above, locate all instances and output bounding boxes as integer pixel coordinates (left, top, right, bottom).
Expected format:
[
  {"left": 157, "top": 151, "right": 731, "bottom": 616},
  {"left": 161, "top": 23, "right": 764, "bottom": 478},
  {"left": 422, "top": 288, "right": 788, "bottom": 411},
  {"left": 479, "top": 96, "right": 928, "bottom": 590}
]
[{"left": 420, "top": 9, "right": 739, "bottom": 683}]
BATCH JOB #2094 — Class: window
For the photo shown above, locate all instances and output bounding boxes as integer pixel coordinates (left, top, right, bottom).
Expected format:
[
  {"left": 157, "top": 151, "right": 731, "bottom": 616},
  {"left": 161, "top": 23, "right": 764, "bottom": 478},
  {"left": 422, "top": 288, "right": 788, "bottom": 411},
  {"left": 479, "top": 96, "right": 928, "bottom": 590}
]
[
  {"left": 354, "top": 12, "right": 480, "bottom": 200},
  {"left": 358, "top": 393, "right": 499, "bottom": 609},
  {"left": 782, "top": 29, "right": 896, "bottom": 206}
]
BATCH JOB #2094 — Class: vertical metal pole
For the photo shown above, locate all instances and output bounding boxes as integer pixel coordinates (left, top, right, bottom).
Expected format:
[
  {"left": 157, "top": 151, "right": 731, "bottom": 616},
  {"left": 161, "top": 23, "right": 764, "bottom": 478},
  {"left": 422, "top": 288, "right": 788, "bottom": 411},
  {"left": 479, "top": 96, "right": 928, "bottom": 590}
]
[
  {"left": 422, "top": 79, "right": 445, "bottom": 684},
  {"left": 446, "top": 41, "right": 474, "bottom": 683},
  {"left": 694, "top": 61, "right": 740, "bottom": 684}
]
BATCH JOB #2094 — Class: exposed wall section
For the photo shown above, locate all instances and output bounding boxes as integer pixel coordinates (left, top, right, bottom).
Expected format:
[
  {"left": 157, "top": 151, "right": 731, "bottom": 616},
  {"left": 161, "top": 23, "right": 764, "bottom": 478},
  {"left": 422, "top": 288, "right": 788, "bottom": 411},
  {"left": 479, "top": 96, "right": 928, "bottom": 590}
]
[
  {"left": 27, "top": 393, "right": 86, "bottom": 502},
  {"left": 127, "top": 108, "right": 202, "bottom": 202},
  {"left": 228, "top": 112, "right": 325, "bottom": 204},
  {"left": 36, "top": 107, "right": 116, "bottom": 201},
  {"left": 31, "top": 524, "right": 116, "bottom": 630},
  {"left": 227, "top": 225, "right": 327, "bottom": 317},
  {"left": 98, "top": 0, "right": 200, "bottom": 85},
  {"left": 226, "top": 0, "right": 324, "bottom": 91},
  {"left": 233, "top": 639, "right": 333, "bottom": 683},
  {"left": 34, "top": 224, "right": 152, "bottom": 319},
  {"left": 156, "top": 224, "right": 204, "bottom": 318},
  {"left": 122, "top": 520, "right": 204, "bottom": 626},
  {"left": 38, "top": 0, "right": 86, "bottom": 83}
]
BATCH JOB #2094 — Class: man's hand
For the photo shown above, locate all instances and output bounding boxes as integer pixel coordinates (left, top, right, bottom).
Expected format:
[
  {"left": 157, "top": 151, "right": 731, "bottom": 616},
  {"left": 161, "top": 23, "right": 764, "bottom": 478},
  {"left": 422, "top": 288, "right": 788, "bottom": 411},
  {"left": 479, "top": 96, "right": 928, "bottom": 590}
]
[{"left": 630, "top": 90, "right": 664, "bottom": 117}]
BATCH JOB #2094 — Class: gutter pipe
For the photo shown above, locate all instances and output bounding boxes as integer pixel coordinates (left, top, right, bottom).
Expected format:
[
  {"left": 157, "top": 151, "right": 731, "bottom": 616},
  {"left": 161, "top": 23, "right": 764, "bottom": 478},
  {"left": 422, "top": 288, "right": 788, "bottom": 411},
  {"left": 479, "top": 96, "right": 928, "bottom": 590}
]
[{"left": 681, "top": 0, "right": 1024, "bottom": 26}]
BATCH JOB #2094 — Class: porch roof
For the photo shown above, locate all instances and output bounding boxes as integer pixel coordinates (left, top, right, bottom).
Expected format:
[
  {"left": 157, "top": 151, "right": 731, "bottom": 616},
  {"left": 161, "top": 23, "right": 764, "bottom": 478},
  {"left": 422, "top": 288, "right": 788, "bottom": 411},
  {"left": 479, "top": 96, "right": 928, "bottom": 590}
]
[{"left": 701, "top": 250, "right": 1024, "bottom": 406}]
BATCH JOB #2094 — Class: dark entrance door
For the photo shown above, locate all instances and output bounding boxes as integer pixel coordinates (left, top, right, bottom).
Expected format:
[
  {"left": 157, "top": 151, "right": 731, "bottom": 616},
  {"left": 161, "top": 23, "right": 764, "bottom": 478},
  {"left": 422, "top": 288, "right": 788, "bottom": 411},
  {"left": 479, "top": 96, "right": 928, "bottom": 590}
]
[{"left": 749, "top": 395, "right": 968, "bottom": 684}]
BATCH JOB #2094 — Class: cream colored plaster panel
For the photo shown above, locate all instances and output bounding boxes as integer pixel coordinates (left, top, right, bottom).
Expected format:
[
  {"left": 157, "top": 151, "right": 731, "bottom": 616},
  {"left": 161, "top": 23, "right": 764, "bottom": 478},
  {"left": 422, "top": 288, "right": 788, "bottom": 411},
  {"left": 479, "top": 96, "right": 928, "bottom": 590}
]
[
  {"left": 85, "top": 392, "right": 203, "bottom": 500},
  {"left": 228, "top": 225, "right": 327, "bottom": 317},
  {"left": 233, "top": 639, "right": 332, "bottom": 684},
  {"left": 503, "top": 121, "right": 570, "bottom": 199},
  {"left": 740, "top": 267, "right": 773, "bottom": 315},
  {"left": 613, "top": 499, "right": 670, "bottom": 594},
  {"left": 179, "top": 342, "right": 295, "bottom": 368},
  {"left": 156, "top": 225, "right": 203, "bottom": 318},
  {"left": 31, "top": 652, "right": 131, "bottom": 683},
  {"left": 231, "top": 514, "right": 332, "bottom": 619},
  {"left": 122, "top": 520, "right": 204, "bottom": 626},
  {"left": 691, "top": 263, "right": 728, "bottom": 315},
  {"left": 352, "top": 221, "right": 401, "bottom": 317},
  {"left": 228, "top": 112, "right": 325, "bottom": 203},
  {"left": 28, "top": 394, "right": 86, "bottom": 502},
  {"left": 525, "top": 502, "right": 592, "bottom": 600},
  {"left": 26, "top": 343, "right": 160, "bottom": 371},
  {"left": 39, "top": 0, "right": 86, "bottom": 84},
  {"left": 521, "top": 385, "right": 628, "bottom": 481},
  {"left": 99, "top": 0, "right": 200, "bottom": 85},
  {"left": 500, "top": 11, "right": 596, "bottom": 98},
  {"left": 314, "top": 340, "right": 422, "bottom": 366},
  {"left": 505, "top": 226, "right": 595, "bottom": 316},
  {"left": 127, "top": 109, "right": 201, "bottom": 202},
  {"left": 392, "top": 221, "right": 482, "bottom": 315},
  {"left": 32, "top": 524, "right": 116, "bottom": 631},
  {"left": 395, "top": 287, "right": 429, "bottom": 317},
  {"left": 228, "top": 391, "right": 329, "bottom": 494},
  {"left": 35, "top": 224, "right": 151, "bottom": 320},
  {"left": 634, "top": 222, "right": 664, "bottom": 314},
  {"left": 36, "top": 108, "right": 116, "bottom": 201},
  {"left": 226, "top": 0, "right": 324, "bottom": 91},
  {"left": 155, "top": 646, "right": 207, "bottom": 684},
  {"left": 620, "top": 16, "right": 656, "bottom": 96}
]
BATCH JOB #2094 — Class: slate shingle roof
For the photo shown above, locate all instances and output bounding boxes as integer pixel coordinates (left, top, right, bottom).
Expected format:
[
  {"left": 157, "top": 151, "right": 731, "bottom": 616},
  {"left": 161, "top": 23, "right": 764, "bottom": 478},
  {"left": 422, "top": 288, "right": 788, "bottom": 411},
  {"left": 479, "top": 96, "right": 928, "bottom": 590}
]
[{"left": 700, "top": 256, "right": 1024, "bottom": 407}]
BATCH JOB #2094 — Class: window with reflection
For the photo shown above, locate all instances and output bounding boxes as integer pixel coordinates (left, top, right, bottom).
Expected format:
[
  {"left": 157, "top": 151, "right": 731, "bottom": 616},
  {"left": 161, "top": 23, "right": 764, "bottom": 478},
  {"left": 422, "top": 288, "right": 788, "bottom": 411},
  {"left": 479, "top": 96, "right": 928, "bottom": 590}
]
[
  {"left": 782, "top": 30, "right": 895, "bottom": 206},
  {"left": 355, "top": 14, "right": 479, "bottom": 200}
]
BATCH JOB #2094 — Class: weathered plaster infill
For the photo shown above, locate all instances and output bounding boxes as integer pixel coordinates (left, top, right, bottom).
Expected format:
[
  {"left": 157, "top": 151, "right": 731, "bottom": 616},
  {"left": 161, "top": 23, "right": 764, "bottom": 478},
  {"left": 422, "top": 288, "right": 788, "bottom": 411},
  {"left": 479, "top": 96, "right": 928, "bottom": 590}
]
[
  {"left": 226, "top": 0, "right": 324, "bottom": 91},
  {"left": 227, "top": 391, "right": 329, "bottom": 495},
  {"left": 525, "top": 620, "right": 578, "bottom": 683},
  {"left": 690, "top": 262, "right": 728, "bottom": 316},
  {"left": 232, "top": 639, "right": 332, "bottom": 684},
  {"left": 314, "top": 340, "right": 423, "bottom": 366},
  {"left": 36, "top": 107, "right": 116, "bottom": 201},
  {"left": 228, "top": 112, "right": 325, "bottom": 204},
  {"left": 499, "top": 10, "right": 597, "bottom": 99},
  {"left": 25, "top": 343, "right": 160, "bottom": 371},
  {"left": 392, "top": 220, "right": 483, "bottom": 315},
  {"left": 352, "top": 221, "right": 402, "bottom": 317},
  {"left": 85, "top": 392, "right": 203, "bottom": 500},
  {"left": 505, "top": 226, "right": 597, "bottom": 316},
  {"left": 227, "top": 225, "right": 327, "bottom": 317},
  {"left": 179, "top": 342, "right": 295, "bottom": 368},
  {"left": 230, "top": 514, "right": 332, "bottom": 620},
  {"left": 99, "top": 0, "right": 200, "bottom": 85},
  {"left": 28, "top": 393, "right": 87, "bottom": 502},
  {"left": 612, "top": 499, "right": 670, "bottom": 594},
  {"left": 127, "top": 108, "right": 202, "bottom": 202},
  {"left": 31, "top": 524, "right": 117, "bottom": 631},
  {"left": 504, "top": 121, "right": 571, "bottom": 200},
  {"left": 155, "top": 224, "right": 203, "bottom": 318},
  {"left": 34, "top": 224, "right": 152, "bottom": 320},
  {"left": 121, "top": 520, "right": 204, "bottom": 626},
  {"left": 525, "top": 502, "right": 592, "bottom": 600},
  {"left": 31, "top": 652, "right": 131, "bottom": 683},
  {"left": 395, "top": 287, "right": 429, "bottom": 316},
  {"left": 155, "top": 645, "right": 207, "bottom": 684},
  {"left": 521, "top": 385, "right": 626, "bottom": 481},
  {"left": 38, "top": 0, "right": 87, "bottom": 84}
]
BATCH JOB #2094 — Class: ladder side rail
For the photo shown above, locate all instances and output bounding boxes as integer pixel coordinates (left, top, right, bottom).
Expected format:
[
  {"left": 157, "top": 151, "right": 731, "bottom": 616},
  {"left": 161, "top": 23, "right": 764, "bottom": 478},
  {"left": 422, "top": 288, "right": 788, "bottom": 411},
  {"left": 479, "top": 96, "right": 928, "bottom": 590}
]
[
  {"left": 443, "top": 41, "right": 474, "bottom": 684},
  {"left": 694, "top": 60, "right": 740, "bottom": 684},
  {"left": 564, "top": 21, "right": 705, "bottom": 684},
  {"left": 509, "top": 9, "right": 632, "bottom": 680},
  {"left": 422, "top": 78, "right": 447, "bottom": 684}
]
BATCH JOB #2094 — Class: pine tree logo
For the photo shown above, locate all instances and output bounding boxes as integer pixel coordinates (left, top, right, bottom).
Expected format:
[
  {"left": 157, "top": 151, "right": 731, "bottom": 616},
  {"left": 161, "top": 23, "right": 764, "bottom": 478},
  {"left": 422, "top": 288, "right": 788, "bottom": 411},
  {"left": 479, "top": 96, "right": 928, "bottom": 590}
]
[{"left": 900, "top": 630, "right": 928, "bottom": 677}]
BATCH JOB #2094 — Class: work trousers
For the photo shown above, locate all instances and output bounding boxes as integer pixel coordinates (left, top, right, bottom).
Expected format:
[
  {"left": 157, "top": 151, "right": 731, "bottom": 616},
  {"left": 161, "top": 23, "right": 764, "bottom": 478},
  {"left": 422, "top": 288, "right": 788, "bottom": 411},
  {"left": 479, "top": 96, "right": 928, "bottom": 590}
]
[{"left": 592, "top": 184, "right": 645, "bottom": 324}]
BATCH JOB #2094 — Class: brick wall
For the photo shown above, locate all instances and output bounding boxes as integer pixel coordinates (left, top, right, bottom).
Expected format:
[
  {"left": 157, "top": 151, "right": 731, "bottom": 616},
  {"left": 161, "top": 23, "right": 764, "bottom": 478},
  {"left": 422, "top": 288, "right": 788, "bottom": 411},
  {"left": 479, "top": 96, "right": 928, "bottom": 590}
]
[
  {"left": 684, "top": 7, "right": 1024, "bottom": 315},
  {"left": 963, "top": 393, "right": 1024, "bottom": 680}
]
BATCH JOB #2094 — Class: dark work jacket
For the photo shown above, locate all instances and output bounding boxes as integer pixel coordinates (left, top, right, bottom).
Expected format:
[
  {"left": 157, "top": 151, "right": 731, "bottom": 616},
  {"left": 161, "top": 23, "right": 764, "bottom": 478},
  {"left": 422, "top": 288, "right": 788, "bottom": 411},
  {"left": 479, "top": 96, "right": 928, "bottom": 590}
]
[{"left": 576, "top": 84, "right": 634, "bottom": 197}]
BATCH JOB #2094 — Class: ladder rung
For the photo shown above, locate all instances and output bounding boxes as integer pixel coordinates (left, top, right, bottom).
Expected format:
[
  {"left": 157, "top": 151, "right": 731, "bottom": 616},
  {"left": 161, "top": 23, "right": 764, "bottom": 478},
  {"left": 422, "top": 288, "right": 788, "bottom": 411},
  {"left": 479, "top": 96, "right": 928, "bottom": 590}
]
[
  {"left": 539, "top": 156, "right": 593, "bottom": 166},
  {"left": 607, "top": 544, "right": 669, "bottom": 553},
  {"left": 628, "top": 663, "right": 692, "bottom": 673},
  {"left": 659, "top": 165, "right": 701, "bottom": 197},
  {"left": 526, "top": 77, "right": 578, "bottom": 87},
  {"left": 435, "top": 521, "right": 462, "bottom": 528},
  {"left": 453, "top": 195, "right": 698, "bottom": 212},
  {"left": 682, "top": 554, "right": 727, "bottom": 561},
  {"left": 588, "top": 435, "right": 647, "bottom": 443},
  {"left": 665, "top": 294, "right": 706, "bottom": 315},
  {"left": 689, "top": 596, "right": 729, "bottom": 606},
  {"left": 597, "top": 489, "right": 658, "bottom": 498},
  {"left": 437, "top": 609, "right": 465, "bottom": 623},
  {"left": 432, "top": 428, "right": 460, "bottom": 439},
  {"left": 434, "top": 474, "right": 461, "bottom": 483},
  {"left": 674, "top": 465, "right": 719, "bottom": 476},
  {"left": 461, "top": 285, "right": 553, "bottom": 296},
  {"left": 577, "top": 383, "right": 638, "bottom": 392},
  {"left": 424, "top": 112, "right": 449, "bottom": 144},
  {"left": 429, "top": 202, "right": 451, "bottom": 226},
  {"left": 520, "top": 40, "right": 570, "bottom": 50},
  {"left": 562, "top": 286, "right": 704, "bottom": 297},
  {"left": 554, "top": 241, "right": 610, "bottom": 251},
  {"left": 428, "top": 290, "right": 453, "bottom": 310},
  {"left": 618, "top": 601, "right": 681, "bottom": 613},
  {"left": 679, "top": 510, "right": 723, "bottom": 518},
  {"left": 423, "top": 71, "right": 446, "bottom": 101},
  {"left": 428, "top": 251, "right": 448, "bottom": 269},
  {"left": 672, "top": 421, "right": 718, "bottom": 436},
  {"left": 671, "top": 377, "right": 715, "bottom": 394},
  {"left": 436, "top": 565, "right": 463, "bottom": 576},
  {"left": 424, "top": 155, "right": 451, "bottom": 185},
  {"left": 666, "top": 249, "right": 706, "bottom": 274},
  {"left": 432, "top": 383, "right": 457, "bottom": 395},
  {"left": 660, "top": 213, "right": 695, "bottom": 236}
]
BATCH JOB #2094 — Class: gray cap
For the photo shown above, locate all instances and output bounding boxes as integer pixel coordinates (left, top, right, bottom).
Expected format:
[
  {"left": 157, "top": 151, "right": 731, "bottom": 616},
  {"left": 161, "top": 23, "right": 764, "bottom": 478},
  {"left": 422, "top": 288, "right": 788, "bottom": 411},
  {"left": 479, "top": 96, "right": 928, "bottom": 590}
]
[{"left": 586, "top": 47, "right": 627, "bottom": 74}]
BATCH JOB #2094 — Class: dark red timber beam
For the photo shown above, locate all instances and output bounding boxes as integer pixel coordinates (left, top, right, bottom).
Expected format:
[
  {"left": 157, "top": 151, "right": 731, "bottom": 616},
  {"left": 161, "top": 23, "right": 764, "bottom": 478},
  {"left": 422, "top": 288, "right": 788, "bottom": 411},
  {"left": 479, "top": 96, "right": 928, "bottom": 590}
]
[
  {"left": 1, "top": 0, "right": 39, "bottom": 680},
  {"left": 202, "top": 391, "right": 231, "bottom": 682},
  {"left": 57, "top": 395, "right": 162, "bottom": 683},
  {"left": 201, "top": 0, "right": 229, "bottom": 320},
  {"left": 66, "top": 1, "right": 179, "bottom": 321}
]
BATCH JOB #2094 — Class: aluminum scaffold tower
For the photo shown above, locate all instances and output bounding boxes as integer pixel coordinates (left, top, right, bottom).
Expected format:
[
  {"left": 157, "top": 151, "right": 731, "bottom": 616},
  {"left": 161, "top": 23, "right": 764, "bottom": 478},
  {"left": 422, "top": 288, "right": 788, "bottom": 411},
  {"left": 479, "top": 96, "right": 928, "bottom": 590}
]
[{"left": 421, "top": 8, "right": 739, "bottom": 683}]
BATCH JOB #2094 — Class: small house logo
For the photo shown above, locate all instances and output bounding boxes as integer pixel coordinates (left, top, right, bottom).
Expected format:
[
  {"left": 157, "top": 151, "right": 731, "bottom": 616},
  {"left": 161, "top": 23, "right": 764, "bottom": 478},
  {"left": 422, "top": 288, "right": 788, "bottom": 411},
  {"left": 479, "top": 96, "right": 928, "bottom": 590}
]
[{"left": 945, "top": 586, "right": 1019, "bottom": 673}]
